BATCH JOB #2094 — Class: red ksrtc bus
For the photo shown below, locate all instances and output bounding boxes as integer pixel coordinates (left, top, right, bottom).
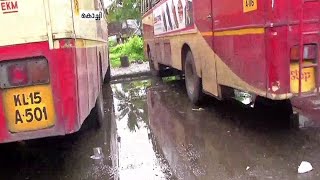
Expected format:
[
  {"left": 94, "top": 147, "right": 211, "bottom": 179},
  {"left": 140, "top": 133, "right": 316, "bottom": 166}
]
[
  {"left": 141, "top": 0, "right": 320, "bottom": 110},
  {"left": 0, "top": 0, "right": 110, "bottom": 143}
]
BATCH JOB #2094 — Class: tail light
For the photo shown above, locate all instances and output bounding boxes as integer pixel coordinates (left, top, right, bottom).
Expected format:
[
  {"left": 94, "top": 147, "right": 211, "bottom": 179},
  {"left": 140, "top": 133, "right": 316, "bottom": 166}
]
[
  {"left": 290, "top": 44, "right": 317, "bottom": 60},
  {"left": 28, "top": 59, "right": 50, "bottom": 84},
  {"left": 8, "top": 63, "right": 29, "bottom": 86},
  {"left": 0, "top": 57, "right": 50, "bottom": 89}
]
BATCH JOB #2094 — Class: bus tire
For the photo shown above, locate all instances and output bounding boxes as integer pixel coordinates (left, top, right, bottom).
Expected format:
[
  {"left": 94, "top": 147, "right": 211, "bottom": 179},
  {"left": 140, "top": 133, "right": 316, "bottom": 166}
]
[
  {"left": 93, "top": 69, "right": 105, "bottom": 128},
  {"left": 104, "top": 61, "right": 111, "bottom": 84},
  {"left": 92, "top": 89, "right": 104, "bottom": 128},
  {"left": 184, "top": 51, "right": 203, "bottom": 105},
  {"left": 104, "top": 53, "right": 111, "bottom": 83}
]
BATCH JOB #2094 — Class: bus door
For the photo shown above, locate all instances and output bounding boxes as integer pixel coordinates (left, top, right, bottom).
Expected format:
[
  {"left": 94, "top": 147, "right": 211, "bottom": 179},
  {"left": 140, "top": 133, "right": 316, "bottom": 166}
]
[{"left": 197, "top": 0, "right": 219, "bottom": 97}]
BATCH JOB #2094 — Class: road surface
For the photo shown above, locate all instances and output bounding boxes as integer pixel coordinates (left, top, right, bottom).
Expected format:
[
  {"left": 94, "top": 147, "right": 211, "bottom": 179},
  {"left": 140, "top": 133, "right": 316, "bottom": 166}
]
[{"left": 0, "top": 77, "right": 319, "bottom": 180}]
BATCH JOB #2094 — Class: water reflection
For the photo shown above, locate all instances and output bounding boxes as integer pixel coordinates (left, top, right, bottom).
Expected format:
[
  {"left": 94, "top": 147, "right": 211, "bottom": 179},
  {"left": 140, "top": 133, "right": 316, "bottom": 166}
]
[
  {"left": 147, "top": 81, "right": 320, "bottom": 180},
  {"left": 113, "top": 80, "right": 151, "bottom": 132},
  {"left": 112, "top": 80, "right": 174, "bottom": 180}
]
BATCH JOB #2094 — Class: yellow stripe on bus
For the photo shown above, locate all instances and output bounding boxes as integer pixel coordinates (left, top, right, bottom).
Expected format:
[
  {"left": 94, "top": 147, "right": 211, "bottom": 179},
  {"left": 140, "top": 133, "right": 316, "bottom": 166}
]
[
  {"left": 201, "top": 32, "right": 214, "bottom": 36},
  {"left": 201, "top": 28, "right": 265, "bottom": 37},
  {"left": 75, "top": 39, "right": 107, "bottom": 48}
]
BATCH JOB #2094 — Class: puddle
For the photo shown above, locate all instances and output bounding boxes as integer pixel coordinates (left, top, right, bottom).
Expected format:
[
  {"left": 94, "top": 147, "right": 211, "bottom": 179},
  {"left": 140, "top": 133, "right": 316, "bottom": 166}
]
[
  {"left": 146, "top": 79, "right": 320, "bottom": 180},
  {"left": 111, "top": 80, "right": 175, "bottom": 180}
]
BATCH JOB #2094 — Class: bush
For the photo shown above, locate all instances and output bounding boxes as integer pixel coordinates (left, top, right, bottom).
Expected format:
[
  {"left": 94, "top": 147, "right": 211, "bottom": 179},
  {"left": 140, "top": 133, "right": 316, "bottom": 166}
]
[
  {"left": 109, "top": 40, "right": 117, "bottom": 48},
  {"left": 109, "top": 36, "right": 145, "bottom": 68}
]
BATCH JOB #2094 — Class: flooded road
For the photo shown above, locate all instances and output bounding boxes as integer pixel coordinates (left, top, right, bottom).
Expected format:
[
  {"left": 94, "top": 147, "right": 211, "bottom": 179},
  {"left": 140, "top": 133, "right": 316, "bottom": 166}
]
[
  {"left": 0, "top": 77, "right": 320, "bottom": 180},
  {"left": 112, "top": 80, "right": 174, "bottom": 179},
  {"left": 113, "top": 78, "right": 320, "bottom": 180},
  {"left": 146, "top": 80, "right": 320, "bottom": 180}
]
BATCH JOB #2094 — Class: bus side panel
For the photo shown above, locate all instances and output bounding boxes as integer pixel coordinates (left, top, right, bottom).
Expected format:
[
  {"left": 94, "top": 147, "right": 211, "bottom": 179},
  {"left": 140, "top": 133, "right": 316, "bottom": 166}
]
[
  {"left": 75, "top": 47, "right": 90, "bottom": 125},
  {"left": 0, "top": 93, "right": 8, "bottom": 142},
  {"left": 212, "top": 0, "right": 265, "bottom": 29},
  {"left": 193, "top": 0, "right": 219, "bottom": 96},
  {"left": 74, "top": 47, "right": 105, "bottom": 127},
  {"left": 94, "top": 0, "right": 109, "bottom": 78},
  {"left": 214, "top": 34, "right": 267, "bottom": 91},
  {"left": 72, "top": 0, "right": 108, "bottom": 42},
  {"left": 86, "top": 46, "right": 99, "bottom": 111},
  {"left": 265, "top": 27, "right": 291, "bottom": 96},
  {"left": 48, "top": 0, "right": 74, "bottom": 38},
  {"left": 0, "top": 0, "right": 49, "bottom": 47},
  {"left": 99, "top": 42, "right": 109, "bottom": 80},
  {"left": 51, "top": 47, "right": 79, "bottom": 134},
  {"left": 143, "top": 12, "right": 157, "bottom": 69},
  {"left": 71, "top": 0, "right": 108, "bottom": 125},
  {"left": 212, "top": 0, "right": 267, "bottom": 92}
]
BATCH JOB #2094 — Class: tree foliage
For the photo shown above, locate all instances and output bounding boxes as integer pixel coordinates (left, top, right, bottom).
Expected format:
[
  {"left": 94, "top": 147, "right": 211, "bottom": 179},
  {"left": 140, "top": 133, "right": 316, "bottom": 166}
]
[
  {"left": 107, "top": 0, "right": 141, "bottom": 23},
  {"left": 109, "top": 36, "right": 145, "bottom": 67}
]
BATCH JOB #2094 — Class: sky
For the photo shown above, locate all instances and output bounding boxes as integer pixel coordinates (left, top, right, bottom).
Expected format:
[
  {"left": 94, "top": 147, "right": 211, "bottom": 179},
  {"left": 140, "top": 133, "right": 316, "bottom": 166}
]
[{"left": 104, "top": 0, "right": 114, "bottom": 7}]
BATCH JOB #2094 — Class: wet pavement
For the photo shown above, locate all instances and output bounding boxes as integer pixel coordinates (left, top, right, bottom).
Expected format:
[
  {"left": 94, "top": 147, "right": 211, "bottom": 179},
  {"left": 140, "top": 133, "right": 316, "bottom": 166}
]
[
  {"left": 0, "top": 85, "right": 119, "bottom": 180},
  {"left": 146, "top": 79, "right": 320, "bottom": 180},
  {"left": 0, "top": 77, "right": 320, "bottom": 180},
  {"left": 111, "top": 62, "right": 150, "bottom": 80}
]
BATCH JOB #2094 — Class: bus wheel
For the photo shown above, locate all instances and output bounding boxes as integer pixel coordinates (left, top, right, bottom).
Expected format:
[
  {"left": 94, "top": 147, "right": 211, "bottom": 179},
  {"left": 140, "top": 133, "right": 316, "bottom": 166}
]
[
  {"left": 148, "top": 51, "right": 159, "bottom": 76},
  {"left": 104, "top": 60, "right": 111, "bottom": 84},
  {"left": 93, "top": 71, "right": 105, "bottom": 128},
  {"left": 93, "top": 89, "right": 104, "bottom": 128},
  {"left": 101, "top": 54, "right": 111, "bottom": 84},
  {"left": 184, "top": 51, "right": 203, "bottom": 105}
]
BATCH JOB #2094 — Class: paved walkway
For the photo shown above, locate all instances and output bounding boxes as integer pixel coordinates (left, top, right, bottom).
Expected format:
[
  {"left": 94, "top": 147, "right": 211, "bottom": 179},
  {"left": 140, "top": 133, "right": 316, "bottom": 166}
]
[{"left": 111, "top": 62, "right": 150, "bottom": 80}]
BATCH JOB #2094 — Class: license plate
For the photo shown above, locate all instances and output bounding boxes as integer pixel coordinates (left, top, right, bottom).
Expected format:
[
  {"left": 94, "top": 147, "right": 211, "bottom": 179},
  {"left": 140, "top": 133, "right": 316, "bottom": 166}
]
[
  {"left": 290, "top": 61, "right": 316, "bottom": 93},
  {"left": 2, "top": 85, "right": 56, "bottom": 133}
]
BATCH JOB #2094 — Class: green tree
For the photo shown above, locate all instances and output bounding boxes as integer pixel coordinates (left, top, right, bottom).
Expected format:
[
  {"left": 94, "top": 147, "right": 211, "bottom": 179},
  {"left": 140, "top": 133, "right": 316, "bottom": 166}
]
[{"left": 107, "top": 0, "right": 141, "bottom": 23}]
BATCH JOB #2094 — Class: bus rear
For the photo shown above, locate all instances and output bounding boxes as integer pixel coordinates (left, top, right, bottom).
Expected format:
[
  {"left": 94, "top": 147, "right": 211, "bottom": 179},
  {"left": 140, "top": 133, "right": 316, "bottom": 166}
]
[
  {"left": 0, "top": 0, "right": 108, "bottom": 143},
  {"left": 142, "top": 0, "right": 320, "bottom": 111},
  {"left": 264, "top": 0, "right": 320, "bottom": 97}
]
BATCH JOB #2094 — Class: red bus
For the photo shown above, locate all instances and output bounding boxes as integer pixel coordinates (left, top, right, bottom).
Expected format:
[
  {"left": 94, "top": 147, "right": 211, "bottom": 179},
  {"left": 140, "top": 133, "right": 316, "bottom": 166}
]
[
  {"left": 141, "top": 0, "right": 320, "bottom": 108},
  {"left": 0, "top": 0, "right": 110, "bottom": 143}
]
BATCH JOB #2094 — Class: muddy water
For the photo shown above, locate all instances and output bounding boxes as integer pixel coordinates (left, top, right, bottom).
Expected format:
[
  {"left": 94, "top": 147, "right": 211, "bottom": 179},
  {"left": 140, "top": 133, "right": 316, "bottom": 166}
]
[{"left": 113, "top": 78, "right": 320, "bottom": 180}]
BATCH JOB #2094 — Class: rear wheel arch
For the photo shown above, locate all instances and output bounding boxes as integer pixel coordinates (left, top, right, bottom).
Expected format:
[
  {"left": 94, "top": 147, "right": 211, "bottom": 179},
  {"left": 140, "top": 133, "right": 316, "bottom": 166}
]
[
  {"left": 99, "top": 51, "right": 111, "bottom": 84},
  {"left": 147, "top": 44, "right": 154, "bottom": 63},
  {"left": 148, "top": 43, "right": 162, "bottom": 76},
  {"left": 147, "top": 44, "right": 151, "bottom": 55}
]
